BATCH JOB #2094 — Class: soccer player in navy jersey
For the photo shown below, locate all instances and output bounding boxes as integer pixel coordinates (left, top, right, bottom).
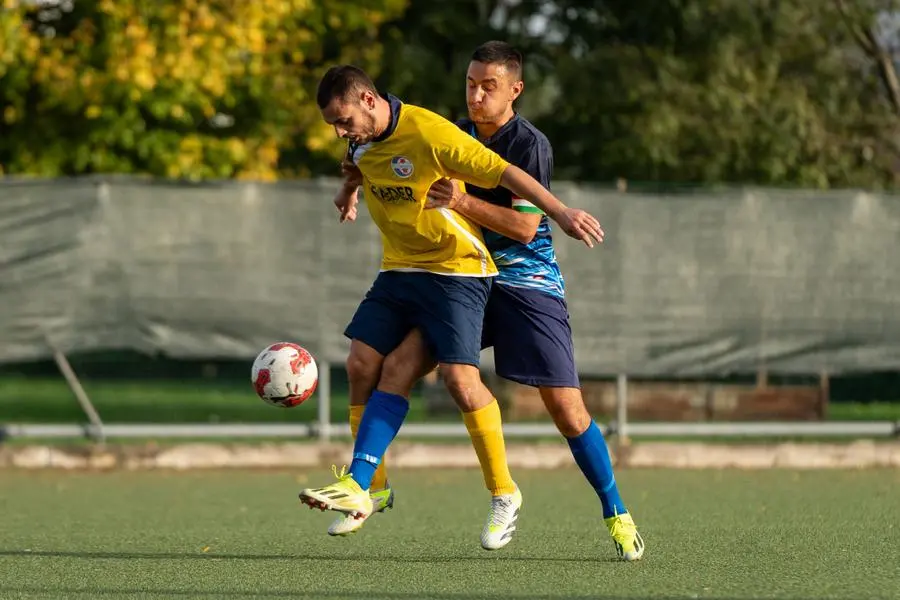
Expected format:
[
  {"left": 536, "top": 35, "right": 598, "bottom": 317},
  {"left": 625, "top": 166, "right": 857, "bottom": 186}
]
[
  {"left": 425, "top": 42, "right": 643, "bottom": 560},
  {"left": 327, "top": 43, "right": 643, "bottom": 560}
]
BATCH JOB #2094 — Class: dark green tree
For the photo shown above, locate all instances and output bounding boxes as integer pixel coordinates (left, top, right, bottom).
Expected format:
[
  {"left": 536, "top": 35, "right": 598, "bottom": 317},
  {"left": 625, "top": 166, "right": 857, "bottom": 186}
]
[{"left": 496, "top": 0, "right": 900, "bottom": 188}]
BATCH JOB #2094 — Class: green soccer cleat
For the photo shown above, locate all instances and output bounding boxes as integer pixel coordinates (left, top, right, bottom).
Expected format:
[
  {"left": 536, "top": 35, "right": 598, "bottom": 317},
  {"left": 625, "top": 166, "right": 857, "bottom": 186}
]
[
  {"left": 605, "top": 511, "right": 645, "bottom": 561},
  {"left": 371, "top": 485, "right": 395, "bottom": 513}
]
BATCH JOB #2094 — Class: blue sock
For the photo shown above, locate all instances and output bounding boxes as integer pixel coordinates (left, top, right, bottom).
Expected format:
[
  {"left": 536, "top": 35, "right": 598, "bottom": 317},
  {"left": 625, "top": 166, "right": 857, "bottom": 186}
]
[
  {"left": 566, "top": 420, "right": 627, "bottom": 519},
  {"left": 348, "top": 390, "right": 409, "bottom": 490}
]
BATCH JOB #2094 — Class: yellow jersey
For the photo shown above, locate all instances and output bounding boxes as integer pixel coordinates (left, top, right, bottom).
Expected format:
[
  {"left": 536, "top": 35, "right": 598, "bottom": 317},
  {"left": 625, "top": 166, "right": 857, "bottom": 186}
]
[{"left": 350, "top": 95, "right": 509, "bottom": 277}]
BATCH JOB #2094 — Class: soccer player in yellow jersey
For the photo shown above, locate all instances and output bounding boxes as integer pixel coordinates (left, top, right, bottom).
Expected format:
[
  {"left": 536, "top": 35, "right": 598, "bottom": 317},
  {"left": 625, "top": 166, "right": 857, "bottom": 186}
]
[
  {"left": 299, "top": 65, "right": 604, "bottom": 546},
  {"left": 325, "top": 43, "right": 643, "bottom": 560}
]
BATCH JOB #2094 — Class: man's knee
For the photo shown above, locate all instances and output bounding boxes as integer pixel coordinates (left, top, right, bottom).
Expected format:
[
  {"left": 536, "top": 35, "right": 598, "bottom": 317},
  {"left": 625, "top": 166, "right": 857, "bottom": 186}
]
[
  {"left": 377, "top": 330, "right": 435, "bottom": 396},
  {"left": 380, "top": 353, "right": 421, "bottom": 397},
  {"left": 440, "top": 363, "right": 486, "bottom": 410},
  {"left": 345, "top": 344, "right": 382, "bottom": 388},
  {"left": 540, "top": 387, "right": 591, "bottom": 438}
]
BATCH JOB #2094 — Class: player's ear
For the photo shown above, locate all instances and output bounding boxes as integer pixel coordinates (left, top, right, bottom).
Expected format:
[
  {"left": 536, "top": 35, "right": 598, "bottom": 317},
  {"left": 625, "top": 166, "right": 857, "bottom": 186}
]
[
  {"left": 510, "top": 79, "right": 524, "bottom": 101},
  {"left": 361, "top": 89, "right": 377, "bottom": 110}
]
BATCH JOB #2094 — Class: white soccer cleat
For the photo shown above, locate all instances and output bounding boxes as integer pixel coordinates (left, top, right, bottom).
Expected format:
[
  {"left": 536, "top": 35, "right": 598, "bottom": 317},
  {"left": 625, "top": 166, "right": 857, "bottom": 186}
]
[
  {"left": 480, "top": 484, "right": 522, "bottom": 550},
  {"left": 327, "top": 510, "right": 370, "bottom": 537},
  {"left": 327, "top": 485, "right": 395, "bottom": 537}
]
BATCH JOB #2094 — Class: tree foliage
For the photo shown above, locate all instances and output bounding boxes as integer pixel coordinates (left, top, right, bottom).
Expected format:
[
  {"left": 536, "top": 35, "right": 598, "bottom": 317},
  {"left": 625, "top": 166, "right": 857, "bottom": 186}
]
[
  {"left": 375, "top": 0, "right": 900, "bottom": 189},
  {"left": 500, "top": 0, "right": 900, "bottom": 188},
  {"left": 2, "top": 0, "right": 900, "bottom": 188},
  {"left": 372, "top": 0, "right": 509, "bottom": 123},
  {"left": 0, "top": 0, "right": 406, "bottom": 179}
]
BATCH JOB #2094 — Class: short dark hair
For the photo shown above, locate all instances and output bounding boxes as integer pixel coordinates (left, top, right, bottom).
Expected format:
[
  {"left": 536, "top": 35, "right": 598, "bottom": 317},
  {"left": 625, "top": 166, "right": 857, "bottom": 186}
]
[
  {"left": 316, "top": 65, "right": 377, "bottom": 109},
  {"left": 471, "top": 41, "right": 523, "bottom": 79}
]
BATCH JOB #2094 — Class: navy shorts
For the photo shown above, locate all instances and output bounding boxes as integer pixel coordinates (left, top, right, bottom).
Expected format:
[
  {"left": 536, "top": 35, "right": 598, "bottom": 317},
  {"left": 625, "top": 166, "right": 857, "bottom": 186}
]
[
  {"left": 482, "top": 284, "right": 580, "bottom": 388},
  {"left": 345, "top": 271, "right": 492, "bottom": 366}
]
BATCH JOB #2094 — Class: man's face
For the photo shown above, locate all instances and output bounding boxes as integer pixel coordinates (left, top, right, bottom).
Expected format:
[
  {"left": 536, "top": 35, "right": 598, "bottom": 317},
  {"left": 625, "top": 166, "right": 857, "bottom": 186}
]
[
  {"left": 320, "top": 89, "right": 378, "bottom": 145},
  {"left": 466, "top": 60, "right": 523, "bottom": 125}
]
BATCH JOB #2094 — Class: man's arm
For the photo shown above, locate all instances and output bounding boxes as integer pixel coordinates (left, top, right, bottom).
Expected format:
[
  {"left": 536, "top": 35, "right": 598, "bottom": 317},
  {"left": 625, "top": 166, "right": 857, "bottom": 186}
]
[
  {"left": 333, "top": 157, "right": 362, "bottom": 223},
  {"left": 333, "top": 182, "right": 359, "bottom": 223},
  {"left": 430, "top": 170, "right": 603, "bottom": 247},
  {"left": 458, "top": 132, "right": 550, "bottom": 244},
  {"left": 453, "top": 193, "right": 541, "bottom": 245},
  {"left": 499, "top": 165, "right": 603, "bottom": 247},
  {"left": 497, "top": 166, "right": 565, "bottom": 221},
  {"left": 434, "top": 118, "right": 603, "bottom": 246}
]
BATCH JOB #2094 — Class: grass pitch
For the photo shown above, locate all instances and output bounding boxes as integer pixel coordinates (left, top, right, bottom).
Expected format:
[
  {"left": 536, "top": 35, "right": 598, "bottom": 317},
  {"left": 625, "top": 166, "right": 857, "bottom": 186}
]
[{"left": 0, "top": 468, "right": 897, "bottom": 599}]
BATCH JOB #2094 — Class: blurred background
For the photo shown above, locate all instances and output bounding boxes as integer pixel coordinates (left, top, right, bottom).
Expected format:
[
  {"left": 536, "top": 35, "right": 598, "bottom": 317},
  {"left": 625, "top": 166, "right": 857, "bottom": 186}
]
[{"left": 2, "top": 0, "right": 900, "bottom": 443}]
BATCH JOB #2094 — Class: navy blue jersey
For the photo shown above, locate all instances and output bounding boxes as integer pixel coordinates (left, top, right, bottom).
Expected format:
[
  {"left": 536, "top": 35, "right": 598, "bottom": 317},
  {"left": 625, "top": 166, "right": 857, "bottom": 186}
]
[{"left": 456, "top": 115, "right": 565, "bottom": 298}]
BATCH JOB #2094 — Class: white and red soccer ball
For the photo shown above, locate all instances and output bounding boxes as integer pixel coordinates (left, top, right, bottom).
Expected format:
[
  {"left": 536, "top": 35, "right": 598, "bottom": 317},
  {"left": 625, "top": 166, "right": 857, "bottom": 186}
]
[{"left": 251, "top": 342, "right": 318, "bottom": 407}]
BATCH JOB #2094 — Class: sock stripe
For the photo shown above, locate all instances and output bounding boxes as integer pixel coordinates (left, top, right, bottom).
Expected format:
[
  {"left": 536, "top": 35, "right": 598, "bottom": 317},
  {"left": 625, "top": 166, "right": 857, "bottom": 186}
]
[
  {"left": 353, "top": 452, "right": 380, "bottom": 465},
  {"left": 348, "top": 391, "right": 409, "bottom": 490}
]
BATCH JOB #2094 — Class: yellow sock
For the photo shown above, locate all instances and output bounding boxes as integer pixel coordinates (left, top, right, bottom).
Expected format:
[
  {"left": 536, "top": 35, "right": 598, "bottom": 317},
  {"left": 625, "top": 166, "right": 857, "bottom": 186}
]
[
  {"left": 349, "top": 404, "right": 389, "bottom": 491},
  {"left": 462, "top": 400, "right": 516, "bottom": 496}
]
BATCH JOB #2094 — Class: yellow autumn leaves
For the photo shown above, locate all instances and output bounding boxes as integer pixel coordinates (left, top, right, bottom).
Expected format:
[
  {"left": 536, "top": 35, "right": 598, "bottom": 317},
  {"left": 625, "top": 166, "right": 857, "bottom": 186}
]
[{"left": 0, "top": 0, "right": 407, "bottom": 179}]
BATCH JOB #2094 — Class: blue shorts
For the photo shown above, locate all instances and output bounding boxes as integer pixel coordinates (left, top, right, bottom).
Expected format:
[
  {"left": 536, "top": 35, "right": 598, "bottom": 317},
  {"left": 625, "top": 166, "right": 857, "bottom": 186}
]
[
  {"left": 482, "top": 284, "right": 580, "bottom": 388},
  {"left": 345, "top": 271, "right": 492, "bottom": 366}
]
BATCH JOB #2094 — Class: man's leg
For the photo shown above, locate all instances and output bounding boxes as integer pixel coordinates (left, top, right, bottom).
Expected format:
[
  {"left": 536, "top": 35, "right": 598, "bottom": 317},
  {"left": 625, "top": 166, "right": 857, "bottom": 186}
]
[
  {"left": 328, "top": 329, "right": 436, "bottom": 536},
  {"left": 539, "top": 386, "right": 627, "bottom": 518},
  {"left": 412, "top": 274, "right": 520, "bottom": 550},
  {"left": 440, "top": 363, "right": 516, "bottom": 497},
  {"left": 490, "top": 284, "right": 644, "bottom": 560},
  {"left": 345, "top": 340, "right": 389, "bottom": 494},
  {"left": 438, "top": 362, "right": 520, "bottom": 550},
  {"left": 299, "top": 273, "right": 412, "bottom": 527},
  {"left": 378, "top": 329, "right": 437, "bottom": 398},
  {"left": 538, "top": 386, "right": 643, "bottom": 560},
  {"left": 369, "top": 328, "right": 438, "bottom": 483}
]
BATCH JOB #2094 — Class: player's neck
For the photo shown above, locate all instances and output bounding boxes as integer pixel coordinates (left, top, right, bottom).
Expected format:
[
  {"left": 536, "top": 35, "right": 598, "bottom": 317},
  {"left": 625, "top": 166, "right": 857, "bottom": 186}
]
[
  {"left": 373, "top": 97, "right": 392, "bottom": 138},
  {"left": 475, "top": 108, "right": 516, "bottom": 140}
]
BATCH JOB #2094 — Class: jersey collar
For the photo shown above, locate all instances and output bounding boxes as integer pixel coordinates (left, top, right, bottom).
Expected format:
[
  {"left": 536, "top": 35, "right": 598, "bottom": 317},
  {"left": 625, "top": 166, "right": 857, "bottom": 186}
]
[{"left": 373, "top": 93, "right": 403, "bottom": 143}]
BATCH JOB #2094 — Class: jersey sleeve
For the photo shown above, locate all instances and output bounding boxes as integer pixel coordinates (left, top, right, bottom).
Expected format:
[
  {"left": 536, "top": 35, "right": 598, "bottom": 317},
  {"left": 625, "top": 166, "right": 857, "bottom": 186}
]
[
  {"left": 506, "top": 134, "right": 553, "bottom": 214},
  {"left": 431, "top": 120, "right": 509, "bottom": 189}
]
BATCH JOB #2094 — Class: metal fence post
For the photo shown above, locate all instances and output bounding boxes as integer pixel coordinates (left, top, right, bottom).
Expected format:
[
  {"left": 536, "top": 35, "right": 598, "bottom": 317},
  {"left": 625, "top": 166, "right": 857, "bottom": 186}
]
[
  {"left": 616, "top": 373, "right": 629, "bottom": 444},
  {"left": 48, "top": 340, "right": 105, "bottom": 445},
  {"left": 317, "top": 360, "right": 331, "bottom": 442}
]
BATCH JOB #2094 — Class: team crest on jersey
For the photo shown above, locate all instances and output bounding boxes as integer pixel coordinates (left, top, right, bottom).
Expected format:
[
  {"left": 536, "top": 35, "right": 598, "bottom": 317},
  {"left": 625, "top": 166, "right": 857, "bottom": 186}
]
[{"left": 390, "top": 156, "right": 414, "bottom": 179}]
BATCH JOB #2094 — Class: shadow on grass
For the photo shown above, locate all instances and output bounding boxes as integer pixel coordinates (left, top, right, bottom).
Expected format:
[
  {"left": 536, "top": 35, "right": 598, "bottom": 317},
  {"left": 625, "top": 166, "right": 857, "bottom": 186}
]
[{"left": 0, "top": 548, "right": 610, "bottom": 564}]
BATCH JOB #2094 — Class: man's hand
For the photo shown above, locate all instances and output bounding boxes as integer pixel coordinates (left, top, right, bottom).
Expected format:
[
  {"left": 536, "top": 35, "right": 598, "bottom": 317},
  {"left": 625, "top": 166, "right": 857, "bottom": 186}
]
[
  {"left": 334, "top": 182, "right": 359, "bottom": 223},
  {"left": 424, "top": 178, "right": 466, "bottom": 210},
  {"left": 549, "top": 206, "right": 605, "bottom": 248}
]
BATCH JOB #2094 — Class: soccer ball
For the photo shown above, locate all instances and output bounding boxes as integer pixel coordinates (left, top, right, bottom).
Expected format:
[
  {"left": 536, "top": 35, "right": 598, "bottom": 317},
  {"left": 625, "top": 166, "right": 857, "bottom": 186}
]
[{"left": 251, "top": 342, "right": 318, "bottom": 407}]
